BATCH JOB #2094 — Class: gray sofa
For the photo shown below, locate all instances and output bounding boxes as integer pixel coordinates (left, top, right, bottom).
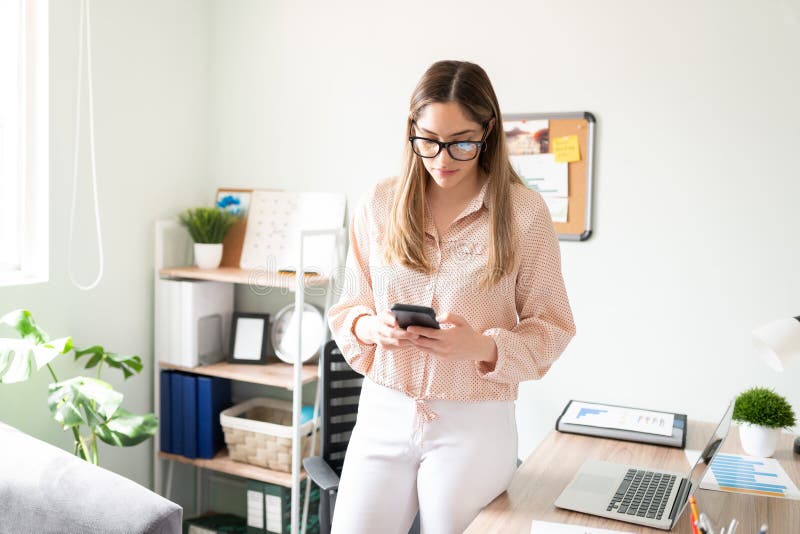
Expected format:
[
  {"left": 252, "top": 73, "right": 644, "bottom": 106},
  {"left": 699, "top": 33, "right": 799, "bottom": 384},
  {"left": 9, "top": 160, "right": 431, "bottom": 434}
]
[{"left": 0, "top": 421, "right": 182, "bottom": 534}]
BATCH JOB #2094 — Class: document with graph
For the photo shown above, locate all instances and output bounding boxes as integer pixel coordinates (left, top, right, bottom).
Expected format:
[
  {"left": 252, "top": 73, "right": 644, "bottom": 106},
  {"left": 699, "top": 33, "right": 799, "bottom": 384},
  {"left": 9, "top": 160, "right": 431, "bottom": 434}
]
[
  {"left": 556, "top": 400, "right": 687, "bottom": 448},
  {"left": 684, "top": 451, "right": 800, "bottom": 500}
]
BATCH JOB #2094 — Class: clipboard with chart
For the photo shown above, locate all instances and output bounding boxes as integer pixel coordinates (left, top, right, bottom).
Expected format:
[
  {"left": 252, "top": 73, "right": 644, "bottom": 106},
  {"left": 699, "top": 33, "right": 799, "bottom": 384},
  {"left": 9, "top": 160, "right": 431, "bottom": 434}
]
[
  {"left": 503, "top": 112, "right": 596, "bottom": 241},
  {"left": 556, "top": 400, "right": 687, "bottom": 449}
]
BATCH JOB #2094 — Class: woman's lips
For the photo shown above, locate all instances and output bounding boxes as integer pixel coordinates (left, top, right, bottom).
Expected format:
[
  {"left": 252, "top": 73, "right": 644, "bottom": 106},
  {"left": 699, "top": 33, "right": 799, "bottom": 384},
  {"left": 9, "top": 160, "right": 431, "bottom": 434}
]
[{"left": 434, "top": 169, "right": 457, "bottom": 177}]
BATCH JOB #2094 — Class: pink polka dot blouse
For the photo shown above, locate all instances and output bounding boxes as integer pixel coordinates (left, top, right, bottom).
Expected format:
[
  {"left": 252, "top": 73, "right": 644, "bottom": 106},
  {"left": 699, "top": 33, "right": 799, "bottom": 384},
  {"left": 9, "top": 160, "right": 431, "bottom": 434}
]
[{"left": 327, "top": 176, "right": 576, "bottom": 421}]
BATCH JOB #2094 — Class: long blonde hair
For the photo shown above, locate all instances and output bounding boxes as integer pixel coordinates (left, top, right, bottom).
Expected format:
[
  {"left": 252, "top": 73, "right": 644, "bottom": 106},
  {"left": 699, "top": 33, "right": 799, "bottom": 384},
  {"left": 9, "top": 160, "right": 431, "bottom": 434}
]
[{"left": 384, "top": 60, "right": 523, "bottom": 288}]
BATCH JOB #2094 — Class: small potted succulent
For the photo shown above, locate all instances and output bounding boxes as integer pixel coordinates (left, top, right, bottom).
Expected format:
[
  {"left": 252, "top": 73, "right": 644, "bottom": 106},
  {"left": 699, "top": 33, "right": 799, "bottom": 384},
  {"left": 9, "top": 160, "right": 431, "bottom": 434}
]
[
  {"left": 178, "top": 207, "right": 240, "bottom": 269},
  {"left": 733, "top": 387, "right": 796, "bottom": 457}
]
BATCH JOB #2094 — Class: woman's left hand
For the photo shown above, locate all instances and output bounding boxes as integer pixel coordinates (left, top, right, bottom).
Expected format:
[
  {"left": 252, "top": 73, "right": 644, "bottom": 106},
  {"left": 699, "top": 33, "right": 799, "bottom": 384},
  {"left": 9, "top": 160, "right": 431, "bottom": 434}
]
[{"left": 406, "top": 312, "right": 498, "bottom": 364}]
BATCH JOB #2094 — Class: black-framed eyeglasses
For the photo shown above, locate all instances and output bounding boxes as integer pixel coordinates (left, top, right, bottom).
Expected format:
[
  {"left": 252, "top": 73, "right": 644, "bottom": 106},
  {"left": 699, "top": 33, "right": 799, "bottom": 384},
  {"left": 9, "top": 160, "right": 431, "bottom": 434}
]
[{"left": 408, "top": 124, "right": 489, "bottom": 161}]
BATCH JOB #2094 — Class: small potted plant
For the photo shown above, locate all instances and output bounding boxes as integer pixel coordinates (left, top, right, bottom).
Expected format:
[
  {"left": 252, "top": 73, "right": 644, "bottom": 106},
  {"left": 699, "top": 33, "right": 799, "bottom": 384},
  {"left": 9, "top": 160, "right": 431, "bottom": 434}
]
[
  {"left": 733, "top": 387, "right": 796, "bottom": 457},
  {"left": 179, "top": 206, "right": 240, "bottom": 269}
]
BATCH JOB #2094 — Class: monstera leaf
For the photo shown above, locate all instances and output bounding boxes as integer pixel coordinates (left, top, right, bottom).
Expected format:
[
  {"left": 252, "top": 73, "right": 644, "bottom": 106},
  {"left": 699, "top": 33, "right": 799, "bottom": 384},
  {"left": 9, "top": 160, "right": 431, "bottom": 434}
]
[
  {"left": 1, "top": 309, "right": 49, "bottom": 343},
  {"left": 74, "top": 345, "right": 143, "bottom": 379},
  {"left": 47, "top": 376, "right": 123, "bottom": 429},
  {"left": 1, "top": 308, "right": 157, "bottom": 463},
  {"left": 0, "top": 310, "right": 72, "bottom": 384},
  {"left": 95, "top": 408, "right": 158, "bottom": 447}
]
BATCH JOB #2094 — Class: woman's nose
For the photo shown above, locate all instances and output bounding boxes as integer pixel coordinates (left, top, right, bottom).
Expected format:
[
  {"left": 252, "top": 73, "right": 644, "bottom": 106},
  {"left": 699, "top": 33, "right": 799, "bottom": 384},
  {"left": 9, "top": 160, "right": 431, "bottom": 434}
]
[{"left": 435, "top": 147, "right": 454, "bottom": 165}]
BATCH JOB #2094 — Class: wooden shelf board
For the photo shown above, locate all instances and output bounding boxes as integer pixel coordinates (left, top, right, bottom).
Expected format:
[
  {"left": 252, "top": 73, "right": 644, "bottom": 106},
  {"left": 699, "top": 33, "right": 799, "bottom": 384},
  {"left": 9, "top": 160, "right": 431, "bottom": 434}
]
[
  {"left": 158, "top": 266, "right": 328, "bottom": 289},
  {"left": 159, "top": 448, "right": 305, "bottom": 487},
  {"left": 158, "top": 360, "right": 317, "bottom": 389}
]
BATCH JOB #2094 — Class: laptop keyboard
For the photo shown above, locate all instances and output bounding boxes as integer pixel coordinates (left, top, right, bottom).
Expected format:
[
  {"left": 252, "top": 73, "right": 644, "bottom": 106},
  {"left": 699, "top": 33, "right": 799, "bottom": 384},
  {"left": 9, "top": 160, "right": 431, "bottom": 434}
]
[{"left": 606, "top": 469, "right": 676, "bottom": 520}]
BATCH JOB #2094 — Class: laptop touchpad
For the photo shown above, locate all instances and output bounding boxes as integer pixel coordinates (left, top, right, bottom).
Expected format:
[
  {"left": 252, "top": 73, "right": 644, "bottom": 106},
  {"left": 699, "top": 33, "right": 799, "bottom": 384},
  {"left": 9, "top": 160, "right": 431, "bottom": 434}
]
[{"left": 572, "top": 473, "right": 616, "bottom": 493}]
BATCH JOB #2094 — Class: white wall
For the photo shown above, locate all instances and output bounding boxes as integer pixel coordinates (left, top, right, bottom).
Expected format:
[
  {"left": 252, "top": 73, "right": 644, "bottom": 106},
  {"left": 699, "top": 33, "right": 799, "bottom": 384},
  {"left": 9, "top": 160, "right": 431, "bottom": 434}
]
[
  {"left": 0, "top": 0, "right": 210, "bottom": 487},
  {"left": 210, "top": 0, "right": 800, "bottom": 459}
]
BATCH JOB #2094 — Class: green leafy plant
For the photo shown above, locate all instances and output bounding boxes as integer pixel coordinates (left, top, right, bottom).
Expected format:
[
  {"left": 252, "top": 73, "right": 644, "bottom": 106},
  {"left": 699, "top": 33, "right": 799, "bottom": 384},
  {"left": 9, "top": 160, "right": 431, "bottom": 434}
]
[
  {"left": 0, "top": 309, "right": 157, "bottom": 465},
  {"left": 179, "top": 206, "right": 240, "bottom": 244},
  {"left": 733, "top": 387, "right": 797, "bottom": 429}
]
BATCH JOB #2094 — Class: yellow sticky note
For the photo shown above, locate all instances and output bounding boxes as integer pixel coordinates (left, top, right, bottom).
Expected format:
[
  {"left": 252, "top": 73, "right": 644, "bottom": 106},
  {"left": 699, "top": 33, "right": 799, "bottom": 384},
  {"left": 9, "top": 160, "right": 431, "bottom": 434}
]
[{"left": 553, "top": 135, "right": 580, "bottom": 163}]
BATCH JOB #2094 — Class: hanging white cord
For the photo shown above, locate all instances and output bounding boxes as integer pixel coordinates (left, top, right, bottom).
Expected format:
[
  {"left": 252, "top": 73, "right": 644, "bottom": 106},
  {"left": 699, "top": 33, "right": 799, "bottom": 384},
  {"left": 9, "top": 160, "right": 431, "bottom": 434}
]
[{"left": 67, "top": 0, "right": 104, "bottom": 291}]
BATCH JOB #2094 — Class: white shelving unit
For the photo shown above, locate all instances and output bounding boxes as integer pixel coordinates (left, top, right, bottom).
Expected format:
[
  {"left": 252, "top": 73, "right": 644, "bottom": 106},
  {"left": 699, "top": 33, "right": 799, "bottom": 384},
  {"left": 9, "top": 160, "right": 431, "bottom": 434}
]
[{"left": 153, "top": 220, "right": 345, "bottom": 534}]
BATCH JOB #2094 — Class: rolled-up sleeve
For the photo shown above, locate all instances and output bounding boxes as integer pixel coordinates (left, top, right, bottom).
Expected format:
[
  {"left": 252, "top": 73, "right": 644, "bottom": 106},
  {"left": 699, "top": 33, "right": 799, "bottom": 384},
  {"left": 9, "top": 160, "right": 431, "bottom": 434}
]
[
  {"left": 476, "top": 198, "right": 575, "bottom": 384},
  {"left": 327, "top": 195, "right": 377, "bottom": 375}
]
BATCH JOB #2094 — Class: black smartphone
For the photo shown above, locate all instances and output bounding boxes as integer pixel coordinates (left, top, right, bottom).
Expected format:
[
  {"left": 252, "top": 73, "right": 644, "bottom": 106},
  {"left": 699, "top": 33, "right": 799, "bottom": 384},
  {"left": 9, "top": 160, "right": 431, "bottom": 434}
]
[{"left": 390, "top": 303, "right": 440, "bottom": 330}]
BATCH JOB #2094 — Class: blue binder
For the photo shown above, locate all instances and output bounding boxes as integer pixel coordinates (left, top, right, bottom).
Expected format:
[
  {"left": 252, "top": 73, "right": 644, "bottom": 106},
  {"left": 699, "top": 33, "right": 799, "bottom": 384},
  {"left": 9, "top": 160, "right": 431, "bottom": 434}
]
[
  {"left": 196, "top": 376, "right": 232, "bottom": 459},
  {"left": 181, "top": 373, "right": 198, "bottom": 459},
  {"left": 169, "top": 372, "right": 184, "bottom": 456},
  {"left": 159, "top": 370, "right": 173, "bottom": 453}
]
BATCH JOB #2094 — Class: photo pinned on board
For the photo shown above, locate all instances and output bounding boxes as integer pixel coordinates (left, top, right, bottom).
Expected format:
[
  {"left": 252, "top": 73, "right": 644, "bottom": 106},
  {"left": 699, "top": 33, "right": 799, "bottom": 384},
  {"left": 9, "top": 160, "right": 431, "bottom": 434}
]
[{"left": 504, "top": 119, "right": 549, "bottom": 155}]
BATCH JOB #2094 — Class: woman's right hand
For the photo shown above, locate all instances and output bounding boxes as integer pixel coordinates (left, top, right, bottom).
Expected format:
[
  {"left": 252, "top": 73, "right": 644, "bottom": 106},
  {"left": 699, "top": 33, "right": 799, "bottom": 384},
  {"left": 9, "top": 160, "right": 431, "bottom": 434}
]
[{"left": 355, "top": 310, "right": 420, "bottom": 349}]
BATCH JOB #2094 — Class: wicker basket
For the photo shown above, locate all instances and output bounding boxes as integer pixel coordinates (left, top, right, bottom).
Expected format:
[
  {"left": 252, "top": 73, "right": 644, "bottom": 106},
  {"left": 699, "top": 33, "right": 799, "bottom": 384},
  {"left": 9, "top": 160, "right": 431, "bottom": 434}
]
[{"left": 220, "top": 397, "right": 320, "bottom": 472}]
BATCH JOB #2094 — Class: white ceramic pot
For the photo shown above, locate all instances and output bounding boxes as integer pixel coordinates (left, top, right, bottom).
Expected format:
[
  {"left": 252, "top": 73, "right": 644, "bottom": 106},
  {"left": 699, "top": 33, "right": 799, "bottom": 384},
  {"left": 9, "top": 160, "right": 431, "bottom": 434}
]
[
  {"left": 738, "top": 422, "right": 780, "bottom": 457},
  {"left": 194, "top": 243, "right": 223, "bottom": 269}
]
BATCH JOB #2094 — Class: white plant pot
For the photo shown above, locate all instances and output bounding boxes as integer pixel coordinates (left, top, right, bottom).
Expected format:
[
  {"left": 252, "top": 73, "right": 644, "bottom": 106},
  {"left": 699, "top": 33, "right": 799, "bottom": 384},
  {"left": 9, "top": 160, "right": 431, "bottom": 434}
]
[
  {"left": 194, "top": 243, "right": 223, "bottom": 269},
  {"left": 738, "top": 422, "right": 780, "bottom": 457}
]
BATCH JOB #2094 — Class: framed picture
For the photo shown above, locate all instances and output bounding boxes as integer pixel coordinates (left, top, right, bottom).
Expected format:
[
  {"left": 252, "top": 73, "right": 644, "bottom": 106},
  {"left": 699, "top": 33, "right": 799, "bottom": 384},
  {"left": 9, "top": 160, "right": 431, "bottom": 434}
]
[
  {"left": 215, "top": 188, "right": 252, "bottom": 216},
  {"left": 228, "top": 312, "right": 271, "bottom": 364}
]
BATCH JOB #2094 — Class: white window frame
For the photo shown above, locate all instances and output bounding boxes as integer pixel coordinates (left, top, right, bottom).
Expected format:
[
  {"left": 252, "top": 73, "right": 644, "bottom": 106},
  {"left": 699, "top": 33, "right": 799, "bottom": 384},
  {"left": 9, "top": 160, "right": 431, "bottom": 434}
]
[{"left": 0, "top": 0, "right": 48, "bottom": 287}]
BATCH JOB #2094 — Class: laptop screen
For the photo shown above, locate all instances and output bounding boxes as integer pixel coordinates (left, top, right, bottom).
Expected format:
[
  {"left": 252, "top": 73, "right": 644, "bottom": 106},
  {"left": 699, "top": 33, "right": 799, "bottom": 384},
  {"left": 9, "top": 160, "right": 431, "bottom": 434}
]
[{"left": 673, "top": 401, "right": 734, "bottom": 522}]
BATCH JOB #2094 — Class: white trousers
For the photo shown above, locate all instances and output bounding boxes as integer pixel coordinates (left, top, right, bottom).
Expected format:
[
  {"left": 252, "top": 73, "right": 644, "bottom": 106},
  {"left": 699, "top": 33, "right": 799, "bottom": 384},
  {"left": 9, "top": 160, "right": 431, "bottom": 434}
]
[{"left": 331, "top": 378, "right": 518, "bottom": 534}]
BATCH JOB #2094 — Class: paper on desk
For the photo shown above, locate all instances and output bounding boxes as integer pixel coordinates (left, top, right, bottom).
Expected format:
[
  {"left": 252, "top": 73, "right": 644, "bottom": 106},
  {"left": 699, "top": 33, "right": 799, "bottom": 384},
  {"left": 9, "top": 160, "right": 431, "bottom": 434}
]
[
  {"left": 560, "top": 401, "right": 675, "bottom": 437},
  {"left": 684, "top": 450, "right": 800, "bottom": 500},
  {"left": 530, "top": 520, "right": 632, "bottom": 534},
  {"left": 512, "top": 153, "right": 568, "bottom": 197}
]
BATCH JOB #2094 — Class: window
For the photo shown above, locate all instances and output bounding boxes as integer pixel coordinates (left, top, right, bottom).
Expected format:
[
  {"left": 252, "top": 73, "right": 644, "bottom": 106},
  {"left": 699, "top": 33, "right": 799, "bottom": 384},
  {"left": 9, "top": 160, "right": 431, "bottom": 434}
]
[{"left": 0, "top": 0, "right": 48, "bottom": 286}]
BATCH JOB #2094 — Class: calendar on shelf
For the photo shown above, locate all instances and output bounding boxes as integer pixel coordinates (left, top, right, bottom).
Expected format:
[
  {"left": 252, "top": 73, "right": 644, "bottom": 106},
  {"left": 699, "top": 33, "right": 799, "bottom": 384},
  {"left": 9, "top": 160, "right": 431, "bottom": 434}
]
[{"left": 239, "top": 191, "right": 346, "bottom": 275}]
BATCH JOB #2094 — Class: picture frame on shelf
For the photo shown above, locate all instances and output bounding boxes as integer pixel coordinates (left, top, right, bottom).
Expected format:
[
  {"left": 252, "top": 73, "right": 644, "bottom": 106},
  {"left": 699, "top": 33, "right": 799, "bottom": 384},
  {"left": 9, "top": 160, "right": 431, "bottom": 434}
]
[
  {"left": 215, "top": 188, "right": 252, "bottom": 216},
  {"left": 229, "top": 312, "right": 271, "bottom": 365},
  {"left": 215, "top": 188, "right": 252, "bottom": 268}
]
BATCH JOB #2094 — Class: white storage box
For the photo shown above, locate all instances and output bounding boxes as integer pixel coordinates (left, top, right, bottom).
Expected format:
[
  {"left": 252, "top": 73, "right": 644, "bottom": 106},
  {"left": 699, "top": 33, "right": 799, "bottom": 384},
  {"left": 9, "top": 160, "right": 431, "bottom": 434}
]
[
  {"left": 220, "top": 398, "right": 319, "bottom": 472},
  {"left": 155, "top": 279, "right": 234, "bottom": 367}
]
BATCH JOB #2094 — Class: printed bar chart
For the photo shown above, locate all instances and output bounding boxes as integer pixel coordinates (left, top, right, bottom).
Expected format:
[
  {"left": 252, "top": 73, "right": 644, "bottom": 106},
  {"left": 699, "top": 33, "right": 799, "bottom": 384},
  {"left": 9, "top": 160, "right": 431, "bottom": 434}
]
[
  {"left": 685, "top": 449, "right": 800, "bottom": 499},
  {"left": 709, "top": 454, "right": 787, "bottom": 497}
]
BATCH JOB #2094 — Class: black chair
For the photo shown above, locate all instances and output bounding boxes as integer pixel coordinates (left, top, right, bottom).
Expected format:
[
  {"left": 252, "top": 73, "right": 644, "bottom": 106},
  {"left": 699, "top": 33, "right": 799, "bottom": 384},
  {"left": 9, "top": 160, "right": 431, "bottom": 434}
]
[{"left": 304, "top": 340, "right": 420, "bottom": 534}]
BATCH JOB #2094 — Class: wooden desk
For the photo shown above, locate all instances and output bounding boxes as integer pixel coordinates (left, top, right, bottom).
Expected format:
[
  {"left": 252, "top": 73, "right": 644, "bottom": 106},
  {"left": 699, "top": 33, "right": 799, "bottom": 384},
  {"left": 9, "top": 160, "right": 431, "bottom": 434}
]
[{"left": 466, "top": 421, "right": 800, "bottom": 533}]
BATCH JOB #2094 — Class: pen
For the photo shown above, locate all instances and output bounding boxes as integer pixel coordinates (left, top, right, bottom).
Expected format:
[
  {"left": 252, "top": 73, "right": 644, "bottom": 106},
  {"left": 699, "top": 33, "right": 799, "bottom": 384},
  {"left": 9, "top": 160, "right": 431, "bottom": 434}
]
[
  {"left": 699, "top": 512, "right": 715, "bottom": 534},
  {"left": 689, "top": 496, "right": 701, "bottom": 534}
]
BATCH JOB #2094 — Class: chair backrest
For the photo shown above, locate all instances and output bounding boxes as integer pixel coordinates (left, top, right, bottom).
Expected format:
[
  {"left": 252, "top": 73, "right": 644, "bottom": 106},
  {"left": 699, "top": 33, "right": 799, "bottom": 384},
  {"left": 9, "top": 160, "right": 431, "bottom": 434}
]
[{"left": 320, "top": 340, "right": 363, "bottom": 476}]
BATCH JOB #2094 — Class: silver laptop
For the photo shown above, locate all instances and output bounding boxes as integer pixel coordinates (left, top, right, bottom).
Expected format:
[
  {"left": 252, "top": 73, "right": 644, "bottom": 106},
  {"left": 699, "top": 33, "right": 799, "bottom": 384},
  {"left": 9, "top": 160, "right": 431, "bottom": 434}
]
[{"left": 554, "top": 401, "right": 733, "bottom": 530}]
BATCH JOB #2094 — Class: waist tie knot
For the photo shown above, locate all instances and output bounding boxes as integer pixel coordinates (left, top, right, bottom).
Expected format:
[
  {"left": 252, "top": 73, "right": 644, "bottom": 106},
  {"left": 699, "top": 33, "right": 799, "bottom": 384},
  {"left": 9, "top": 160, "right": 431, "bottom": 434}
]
[
  {"left": 413, "top": 398, "right": 438, "bottom": 445},
  {"left": 415, "top": 398, "right": 438, "bottom": 423}
]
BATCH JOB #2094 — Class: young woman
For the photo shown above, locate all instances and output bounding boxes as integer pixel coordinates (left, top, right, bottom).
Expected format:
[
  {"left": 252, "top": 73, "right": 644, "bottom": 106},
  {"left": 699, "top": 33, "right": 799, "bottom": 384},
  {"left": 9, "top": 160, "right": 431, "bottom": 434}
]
[{"left": 327, "top": 60, "right": 576, "bottom": 534}]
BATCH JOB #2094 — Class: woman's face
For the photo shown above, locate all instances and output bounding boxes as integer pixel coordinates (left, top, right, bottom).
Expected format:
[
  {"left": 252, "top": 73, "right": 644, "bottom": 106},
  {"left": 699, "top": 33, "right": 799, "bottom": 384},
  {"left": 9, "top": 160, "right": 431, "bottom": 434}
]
[{"left": 412, "top": 102, "right": 486, "bottom": 190}]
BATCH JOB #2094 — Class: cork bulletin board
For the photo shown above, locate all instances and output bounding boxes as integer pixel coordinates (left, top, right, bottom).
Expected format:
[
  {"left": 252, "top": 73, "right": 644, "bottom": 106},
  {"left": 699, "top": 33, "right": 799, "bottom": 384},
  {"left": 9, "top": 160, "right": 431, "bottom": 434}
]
[{"left": 503, "top": 112, "right": 596, "bottom": 241}]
